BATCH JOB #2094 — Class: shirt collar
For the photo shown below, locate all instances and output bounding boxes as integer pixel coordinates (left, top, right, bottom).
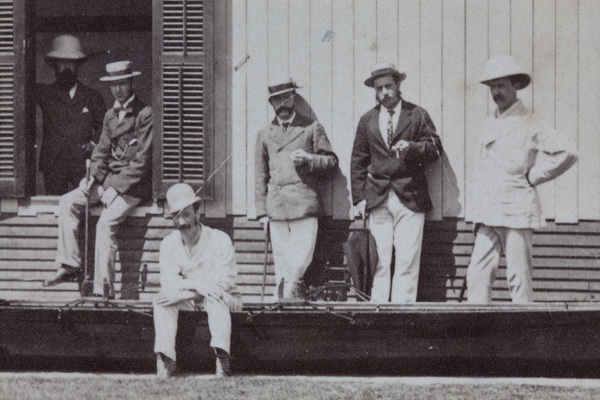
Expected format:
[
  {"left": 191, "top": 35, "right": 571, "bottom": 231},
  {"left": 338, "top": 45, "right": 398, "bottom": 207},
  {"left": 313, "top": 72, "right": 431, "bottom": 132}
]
[
  {"left": 495, "top": 99, "right": 527, "bottom": 119},
  {"left": 277, "top": 111, "right": 296, "bottom": 127},
  {"left": 113, "top": 94, "right": 136, "bottom": 110},
  {"left": 69, "top": 83, "right": 78, "bottom": 99},
  {"left": 380, "top": 99, "right": 402, "bottom": 116}
]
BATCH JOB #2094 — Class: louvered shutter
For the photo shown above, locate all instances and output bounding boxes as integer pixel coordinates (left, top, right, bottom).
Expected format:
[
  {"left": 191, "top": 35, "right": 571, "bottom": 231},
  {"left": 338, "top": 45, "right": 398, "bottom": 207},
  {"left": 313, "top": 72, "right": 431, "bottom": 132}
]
[
  {"left": 0, "top": 1, "right": 32, "bottom": 197},
  {"left": 153, "top": 0, "right": 213, "bottom": 199}
]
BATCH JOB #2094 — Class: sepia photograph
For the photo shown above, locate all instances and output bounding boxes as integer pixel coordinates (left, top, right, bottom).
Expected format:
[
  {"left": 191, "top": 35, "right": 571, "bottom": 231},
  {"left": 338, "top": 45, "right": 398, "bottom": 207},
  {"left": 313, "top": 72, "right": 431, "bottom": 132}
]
[{"left": 1, "top": 0, "right": 600, "bottom": 399}]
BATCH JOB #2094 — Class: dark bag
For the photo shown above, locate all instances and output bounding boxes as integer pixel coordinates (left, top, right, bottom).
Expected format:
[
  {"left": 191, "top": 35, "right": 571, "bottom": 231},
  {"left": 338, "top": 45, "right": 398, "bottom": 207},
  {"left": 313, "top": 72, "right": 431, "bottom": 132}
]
[{"left": 343, "top": 219, "right": 378, "bottom": 297}]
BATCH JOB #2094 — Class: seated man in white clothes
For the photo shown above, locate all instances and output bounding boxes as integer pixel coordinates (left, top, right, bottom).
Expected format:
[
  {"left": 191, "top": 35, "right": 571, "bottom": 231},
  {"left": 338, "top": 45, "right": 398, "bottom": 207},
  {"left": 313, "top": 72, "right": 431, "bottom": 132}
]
[{"left": 153, "top": 183, "right": 242, "bottom": 378}]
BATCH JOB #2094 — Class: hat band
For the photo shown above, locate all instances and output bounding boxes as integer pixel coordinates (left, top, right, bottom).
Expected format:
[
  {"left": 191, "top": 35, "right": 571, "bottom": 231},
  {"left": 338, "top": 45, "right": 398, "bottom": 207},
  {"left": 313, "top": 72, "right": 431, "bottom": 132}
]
[
  {"left": 268, "top": 82, "right": 295, "bottom": 95},
  {"left": 106, "top": 68, "right": 133, "bottom": 77},
  {"left": 371, "top": 67, "right": 398, "bottom": 79}
]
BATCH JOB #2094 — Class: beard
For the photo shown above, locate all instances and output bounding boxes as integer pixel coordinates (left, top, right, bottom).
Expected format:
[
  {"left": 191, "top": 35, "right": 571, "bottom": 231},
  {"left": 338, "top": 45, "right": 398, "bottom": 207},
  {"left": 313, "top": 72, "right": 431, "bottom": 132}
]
[
  {"left": 377, "top": 92, "right": 401, "bottom": 109},
  {"left": 56, "top": 69, "right": 77, "bottom": 88},
  {"left": 493, "top": 94, "right": 505, "bottom": 103}
]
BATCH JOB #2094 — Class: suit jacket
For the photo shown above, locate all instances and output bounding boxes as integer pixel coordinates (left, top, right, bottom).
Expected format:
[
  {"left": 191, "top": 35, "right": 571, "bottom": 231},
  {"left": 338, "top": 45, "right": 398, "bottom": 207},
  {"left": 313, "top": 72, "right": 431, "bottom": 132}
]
[
  {"left": 350, "top": 100, "right": 442, "bottom": 213},
  {"left": 255, "top": 113, "right": 338, "bottom": 220},
  {"left": 90, "top": 95, "right": 153, "bottom": 200},
  {"left": 36, "top": 81, "right": 106, "bottom": 172}
]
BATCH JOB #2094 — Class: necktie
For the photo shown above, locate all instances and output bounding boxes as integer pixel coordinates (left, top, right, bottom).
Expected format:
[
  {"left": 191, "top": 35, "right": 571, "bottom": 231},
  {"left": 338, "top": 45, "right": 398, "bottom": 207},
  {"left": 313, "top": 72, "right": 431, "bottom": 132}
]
[
  {"left": 387, "top": 108, "right": 395, "bottom": 147},
  {"left": 114, "top": 106, "right": 132, "bottom": 114},
  {"left": 282, "top": 122, "right": 290, "bottom": 132}
]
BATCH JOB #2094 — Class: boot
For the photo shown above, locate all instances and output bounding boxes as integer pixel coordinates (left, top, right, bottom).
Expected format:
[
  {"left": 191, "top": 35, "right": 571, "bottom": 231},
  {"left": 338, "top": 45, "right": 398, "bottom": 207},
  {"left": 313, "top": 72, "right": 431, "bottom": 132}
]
[
  {"left": 215, "top": 349, "right": 232, "bottom": 378},
  {"left": 43, "top": 265, "right": 81, "bottom": 287},
  {"left": 156, "top": 352, "right": 176, "bottom": 378}
]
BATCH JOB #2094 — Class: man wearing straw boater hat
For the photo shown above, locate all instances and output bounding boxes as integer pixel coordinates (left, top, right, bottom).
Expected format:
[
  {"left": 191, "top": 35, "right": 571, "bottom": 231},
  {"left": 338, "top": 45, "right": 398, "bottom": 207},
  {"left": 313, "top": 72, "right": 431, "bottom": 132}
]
[
  {"left": 350, "top": 62, "right": 442, "bottom": 303},
  {"left": 37, "top": 34, "right": 106, "bottom": 195},
  {"left": 43, "top": 61, "right": 153, "bottom": 297},
  {"left": 153, "top": 183, "right": 242, "bottom": 378},
  {"left": 255, "top": 76, "right": 338, "bottom": 300},
  {"left": 466, "top": 54, "right": 577, "bottom": 304}
]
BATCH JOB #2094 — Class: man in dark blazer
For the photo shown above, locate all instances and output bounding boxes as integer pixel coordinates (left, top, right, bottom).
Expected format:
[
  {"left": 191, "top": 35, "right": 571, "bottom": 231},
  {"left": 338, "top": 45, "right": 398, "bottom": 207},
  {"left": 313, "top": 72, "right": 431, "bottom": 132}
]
[
  {"left": 37, "top": 34, "right": 106, "bottom": 195},
  {"left": 44, "top": 61, "right": 152, "bottom": 298},
  {"left": 351, "top": 62, "right": 442, "bottom": 303}
]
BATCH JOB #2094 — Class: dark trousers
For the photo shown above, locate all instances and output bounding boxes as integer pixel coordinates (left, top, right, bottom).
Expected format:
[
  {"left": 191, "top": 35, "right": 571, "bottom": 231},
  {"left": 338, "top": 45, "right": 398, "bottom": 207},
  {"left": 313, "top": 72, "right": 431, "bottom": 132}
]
[{"left": 42, "top": 151, "right": 86, "bottom": 195}]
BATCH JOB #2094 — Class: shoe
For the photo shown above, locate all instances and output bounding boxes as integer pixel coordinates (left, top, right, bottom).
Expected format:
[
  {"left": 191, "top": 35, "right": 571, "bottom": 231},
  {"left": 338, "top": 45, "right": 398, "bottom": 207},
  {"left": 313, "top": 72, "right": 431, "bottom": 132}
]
[
  {"left": 91, "top": 293, "right": 115, "bottom": 300},
  {"left": 43, "top": 265, "right": 81, "bottom": 287},
  {"left": 215, "top": 354, "right": 232, "bottom": 378},
  {"left": 156, "top": 353, "right": 176, "bottom": 378}
]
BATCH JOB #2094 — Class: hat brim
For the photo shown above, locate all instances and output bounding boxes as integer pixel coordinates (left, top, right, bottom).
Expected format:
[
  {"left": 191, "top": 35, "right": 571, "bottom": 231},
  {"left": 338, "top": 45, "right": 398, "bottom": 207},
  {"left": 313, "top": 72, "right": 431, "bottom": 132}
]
[
  {"left": 100, "top": 71, "right": 142, "bottom": 81},
  {"left": 364, "top": 71, "right": 406, "bottom": 87},
  {"left": 269, "top": 88, "right": 296, "bottom": 98},
  {"left": 165, "top": 197, "right": 201, "bottom": 217},
  {"left": 45, "top": 54, "right": 88, "bottom": 64},
  {"left": 480, "top": 73, "right": 531, "bottom": 90}
]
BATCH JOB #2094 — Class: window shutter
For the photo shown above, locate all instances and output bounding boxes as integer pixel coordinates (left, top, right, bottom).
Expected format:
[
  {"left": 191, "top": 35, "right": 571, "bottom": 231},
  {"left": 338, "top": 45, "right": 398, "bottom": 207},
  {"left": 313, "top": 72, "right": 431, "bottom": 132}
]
[
  {"left": 0, "top": 1, "right": 32, "bottom": 198},
  {"left": 153, "top": 0, "right": 213, "bottom": 199}
]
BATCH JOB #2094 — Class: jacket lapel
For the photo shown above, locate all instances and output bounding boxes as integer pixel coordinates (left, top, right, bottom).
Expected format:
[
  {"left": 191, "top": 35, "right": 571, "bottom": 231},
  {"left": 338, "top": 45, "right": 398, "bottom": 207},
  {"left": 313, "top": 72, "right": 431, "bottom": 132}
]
[{"left": 267, "top": 114, "right": 310, "bottom": 152}]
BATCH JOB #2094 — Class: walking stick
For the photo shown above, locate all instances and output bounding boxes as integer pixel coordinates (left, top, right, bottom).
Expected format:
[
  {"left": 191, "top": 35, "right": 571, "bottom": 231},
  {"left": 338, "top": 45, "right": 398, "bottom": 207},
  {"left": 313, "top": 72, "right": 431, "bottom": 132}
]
[
  {"left": 458, "top": 275, "right": 467, "bottom": 303},
  {"left": 261, "top": 222, "right": 270, "bottom": 302},
  {"left": 80, "top": 159, "right": 92, "bottom": 297},
  {"left": 363, "top": 217, "right": 369, "bottom": 294}
]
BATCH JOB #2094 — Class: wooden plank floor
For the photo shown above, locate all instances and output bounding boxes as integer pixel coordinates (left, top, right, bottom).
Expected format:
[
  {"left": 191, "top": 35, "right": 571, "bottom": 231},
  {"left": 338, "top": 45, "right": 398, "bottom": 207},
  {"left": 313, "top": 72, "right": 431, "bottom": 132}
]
[{"left": 0, "top": 213, "right": 599, "bottom": 304}]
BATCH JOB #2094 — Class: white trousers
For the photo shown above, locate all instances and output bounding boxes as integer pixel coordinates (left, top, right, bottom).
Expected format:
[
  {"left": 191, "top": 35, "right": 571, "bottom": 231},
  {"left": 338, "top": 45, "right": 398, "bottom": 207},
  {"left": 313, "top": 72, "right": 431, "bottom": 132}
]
[
  {"left": 153, "top": 295, "right": 241, "bottom": 361},
  {"left": 55, "top": 185, "right": 141, "bottom": 296},
  {"left": 467, "top": 225, "right": 534, "bottom": 304},
  {"left": 368, "top": 191, "right": 425, "bottom": 303},
  {"left": 269, "top": 217, "right": 318, "bottom": 299}
]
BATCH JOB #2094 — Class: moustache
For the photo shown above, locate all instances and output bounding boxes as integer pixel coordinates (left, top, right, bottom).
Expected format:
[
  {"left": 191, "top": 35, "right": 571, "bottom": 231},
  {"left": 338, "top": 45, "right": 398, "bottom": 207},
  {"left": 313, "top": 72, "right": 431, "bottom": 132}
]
[
  {"left": 275, "top": 105, "right": 293, "bottom": 114},
  {"left": 493, "top": 94, "right": 505, "bottom": 102},
  {"left": 175, "top": 223, "right": 191, "bottom": 231}
]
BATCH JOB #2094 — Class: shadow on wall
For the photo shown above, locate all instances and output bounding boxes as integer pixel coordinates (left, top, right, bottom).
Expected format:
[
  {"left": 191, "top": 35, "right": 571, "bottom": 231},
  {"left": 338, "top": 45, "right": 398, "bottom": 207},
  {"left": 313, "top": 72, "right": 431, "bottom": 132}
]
[
  {"left": 418, "top": 151, "right": 462, "bottom": 302},
  {"left": 294, "top": 94, "right": 354, "bottom": 288}
]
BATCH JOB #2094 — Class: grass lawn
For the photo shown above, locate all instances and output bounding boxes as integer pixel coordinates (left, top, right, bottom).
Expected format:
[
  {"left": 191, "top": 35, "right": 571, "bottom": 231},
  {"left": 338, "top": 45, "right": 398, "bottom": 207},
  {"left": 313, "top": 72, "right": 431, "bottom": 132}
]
[{"left": 2, "top": 374, "right": 600, "bottom": 400}]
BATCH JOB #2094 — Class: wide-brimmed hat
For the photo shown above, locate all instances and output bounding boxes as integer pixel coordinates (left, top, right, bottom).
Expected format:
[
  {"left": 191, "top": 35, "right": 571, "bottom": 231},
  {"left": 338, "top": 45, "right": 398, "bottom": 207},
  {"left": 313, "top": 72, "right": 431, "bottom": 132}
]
[
  {"left": 100, "top": 61, "right": 142, "bottom": 82},
  {"left": 480, "top": 54, "right": 531, "bottom": 90},
  {"left": 364, "top": 62, "right": 406, "bottom": 87},
  {"left": 165, "top": 183, "right": 201, "bottom": 216},
  {"left": 45, "top": 35, "right": 88, "bottom": 62},
  {"left": 268, "top": 76, "right": 301, "bottom": 98}
]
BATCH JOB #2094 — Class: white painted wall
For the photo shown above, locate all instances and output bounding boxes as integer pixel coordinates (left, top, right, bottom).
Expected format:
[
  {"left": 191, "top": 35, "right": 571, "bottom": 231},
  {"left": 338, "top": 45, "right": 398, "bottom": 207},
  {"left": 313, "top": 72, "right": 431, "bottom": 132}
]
[{"left": 231, "top": 0, "right": 600, "bottom": 222}]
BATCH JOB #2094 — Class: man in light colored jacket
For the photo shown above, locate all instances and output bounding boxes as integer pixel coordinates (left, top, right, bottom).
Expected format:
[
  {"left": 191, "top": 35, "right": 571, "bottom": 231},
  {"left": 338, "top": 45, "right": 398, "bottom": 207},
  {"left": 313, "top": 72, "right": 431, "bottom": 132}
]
[
  {"left": 44, "top": 61, "right": 152, "bottom": 297},
  {"left": 153, "top": 183, "right": 242, "bottom": 378},
  {"left": 255, "top": 77, "right": 338, "bottom": 300},
  {"left": 467, "top": 54, "right": 577, "bottom": 304}
]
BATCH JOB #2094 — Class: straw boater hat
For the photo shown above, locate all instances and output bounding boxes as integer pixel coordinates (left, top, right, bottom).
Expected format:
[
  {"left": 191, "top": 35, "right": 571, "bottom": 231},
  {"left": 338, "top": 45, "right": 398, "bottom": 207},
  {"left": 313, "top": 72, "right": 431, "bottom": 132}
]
[
  {"left": 364, "top": 62, "right": 406, "bottom": 87},
  {"left": 268, "top": 76, "right": 301, "bottom": 98},
  {"left": 100, "top": 61, "right": 142, "bottom": 82},
  {"left": 165, "top": 183, "right": 201, "bottom": 216},
  {"left": 45, "top": 34, "right": 88, "bottom": 63},
  {"left": 479, "top": 54, "right": 531, "bottom": 90}
]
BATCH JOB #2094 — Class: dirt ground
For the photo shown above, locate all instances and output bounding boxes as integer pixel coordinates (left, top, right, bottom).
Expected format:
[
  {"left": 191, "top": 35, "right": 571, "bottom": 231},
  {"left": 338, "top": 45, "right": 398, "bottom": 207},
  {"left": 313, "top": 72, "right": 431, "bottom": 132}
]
[{"left": 2, "top": 373, "right": 600, "bottom": 400}]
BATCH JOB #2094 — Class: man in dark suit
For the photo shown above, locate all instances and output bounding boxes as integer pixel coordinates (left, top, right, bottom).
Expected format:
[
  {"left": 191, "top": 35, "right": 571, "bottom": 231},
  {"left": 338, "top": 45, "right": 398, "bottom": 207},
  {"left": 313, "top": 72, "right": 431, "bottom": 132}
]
[
  {"left": 351, "top": 62, "right": 442, "bottom": 303},
  {"left": 44, "top": 61, "right": 152, "bottom": 297},
  {"left": 37, "top": 34, "right": 106, "bottom": 195}
]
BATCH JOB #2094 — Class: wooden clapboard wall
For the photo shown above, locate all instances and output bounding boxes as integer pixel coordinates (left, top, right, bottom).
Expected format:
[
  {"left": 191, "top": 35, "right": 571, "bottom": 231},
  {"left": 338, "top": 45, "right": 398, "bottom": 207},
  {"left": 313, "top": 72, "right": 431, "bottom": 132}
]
[
  {"left": 231, "top": 0, "right": 600, "bottom": 222},
  {"left": 1, "top": 213, "right": 600, "bottom": 304}
]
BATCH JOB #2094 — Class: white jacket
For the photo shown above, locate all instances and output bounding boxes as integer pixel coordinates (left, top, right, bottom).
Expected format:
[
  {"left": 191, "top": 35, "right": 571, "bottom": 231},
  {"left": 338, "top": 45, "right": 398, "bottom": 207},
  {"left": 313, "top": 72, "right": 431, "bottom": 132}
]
[{"left": 471, "top": 100, "right": 577, "bottom": 229}]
